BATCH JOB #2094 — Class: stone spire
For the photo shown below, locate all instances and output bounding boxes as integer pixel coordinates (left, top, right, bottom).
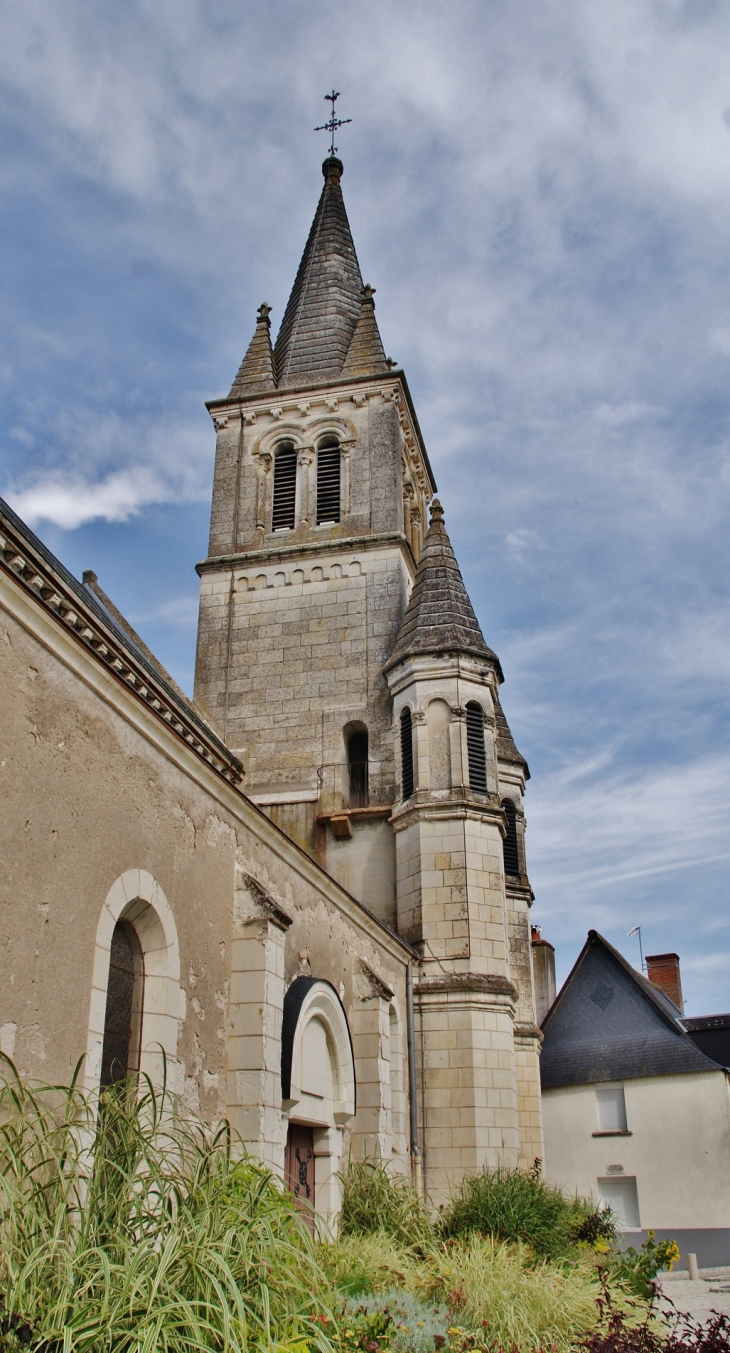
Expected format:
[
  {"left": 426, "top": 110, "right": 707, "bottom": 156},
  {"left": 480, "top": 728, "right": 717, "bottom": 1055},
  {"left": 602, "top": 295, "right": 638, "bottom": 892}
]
[
  {"left": 229, "top": 303, "right": 277, "bottom": 397},
  {"left": 341, "top": 284, "right": 389, "bottom": 378},
  {"left": 384, "top": 500, "right": 504, "bottom": 676},
  {"left": 273, "top": 157, "right": 366, "bottom": 388}
]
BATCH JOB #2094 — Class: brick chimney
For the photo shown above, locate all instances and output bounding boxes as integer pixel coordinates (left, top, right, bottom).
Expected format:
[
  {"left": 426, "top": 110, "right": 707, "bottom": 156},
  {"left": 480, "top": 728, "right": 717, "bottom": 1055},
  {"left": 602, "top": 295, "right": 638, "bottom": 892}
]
[
  {"left": 531, "top": 925, "right": 556, "bottom": 1025},
  {"left": 645, "top": 952, "right": 684, "bottom": 1013}
]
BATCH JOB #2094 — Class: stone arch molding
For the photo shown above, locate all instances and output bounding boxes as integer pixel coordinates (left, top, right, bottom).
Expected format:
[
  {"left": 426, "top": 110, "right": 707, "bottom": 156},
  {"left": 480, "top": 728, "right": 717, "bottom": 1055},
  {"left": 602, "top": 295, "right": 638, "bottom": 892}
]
[
  {"left": 282, "top": 977, "right": 356, "bottom": 1125},
  {"left": 254, "top": 414, "right": 356, "bottom": 460},
  {"left": 85, "top": 869, "right": 183, "bottom": 1094}
]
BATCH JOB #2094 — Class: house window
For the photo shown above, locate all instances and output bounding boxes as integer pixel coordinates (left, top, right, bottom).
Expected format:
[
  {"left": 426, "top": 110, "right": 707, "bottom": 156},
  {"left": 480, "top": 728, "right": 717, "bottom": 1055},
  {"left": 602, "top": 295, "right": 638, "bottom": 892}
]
[
  {"left": 100, "top": 919, "right": 144, "bottom": 1088},
  {"left": 596, "top": 1084, "right": 628, "bottom": 1133},
  {"left": 466, "top": 701, "right": 487, "bottom": 792},
  {"left": 502, "top": 799, "right": 520, "bottom": 876},
  {"left": 348, "top": 729, "right": 369, "bottom": 808},
  {"left": 316, "top": 437, "right": 341, "bottom": 524},
  {"left": 598, "top": 1176, "right": 640, "bottom": 1230},
  {"left": 272, "top": 443, "right": 297, "bottom": 530},
  {"left": 400, "top": 708, "right": 414, "bottom": 799}
]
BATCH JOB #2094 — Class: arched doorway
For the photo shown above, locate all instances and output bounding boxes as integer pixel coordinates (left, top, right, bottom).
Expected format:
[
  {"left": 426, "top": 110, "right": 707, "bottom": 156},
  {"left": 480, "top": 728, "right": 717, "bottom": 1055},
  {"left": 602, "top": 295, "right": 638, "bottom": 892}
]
[{"left": 281, "top": 977, "right": 356, "bottom": 1226}]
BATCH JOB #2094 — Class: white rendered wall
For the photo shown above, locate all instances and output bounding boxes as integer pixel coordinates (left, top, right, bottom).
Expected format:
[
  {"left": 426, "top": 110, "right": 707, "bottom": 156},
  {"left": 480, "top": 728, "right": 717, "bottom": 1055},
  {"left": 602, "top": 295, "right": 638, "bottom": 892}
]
[{"left": 542, "top": 1072, "right": 730, "bottom": 1230}]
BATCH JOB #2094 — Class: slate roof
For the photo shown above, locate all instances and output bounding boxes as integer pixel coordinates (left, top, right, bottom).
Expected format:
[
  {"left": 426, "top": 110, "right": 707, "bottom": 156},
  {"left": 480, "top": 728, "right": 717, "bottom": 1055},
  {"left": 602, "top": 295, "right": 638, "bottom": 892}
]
[
  {"left": 273, "top": 156, "right": 385, "bottom": 388},
  {"left": 383, "top": 500, "right": 504, "bottom": 677},
  {"left": 682, "top": 1015, "right": 730, "bottom": 1070},
  {"left": 540, "top": 930, "right": 724, "bottom": 1089},
  {"left": 227, "top": 158, "right": 390, "bottom": 395}
]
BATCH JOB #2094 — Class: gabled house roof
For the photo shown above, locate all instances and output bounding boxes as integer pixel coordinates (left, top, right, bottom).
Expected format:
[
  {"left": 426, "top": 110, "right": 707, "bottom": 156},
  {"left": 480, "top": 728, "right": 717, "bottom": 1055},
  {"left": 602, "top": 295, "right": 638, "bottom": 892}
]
[{"left": 540, "top": 929, "right": 726, "bottom": 1090}]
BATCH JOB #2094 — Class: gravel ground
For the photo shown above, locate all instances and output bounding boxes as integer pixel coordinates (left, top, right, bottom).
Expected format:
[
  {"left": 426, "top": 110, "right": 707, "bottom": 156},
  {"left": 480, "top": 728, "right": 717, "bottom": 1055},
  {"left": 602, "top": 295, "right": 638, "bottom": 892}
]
[{"left": 656, "top": 1268, "right": 730, "bottom": 1324}]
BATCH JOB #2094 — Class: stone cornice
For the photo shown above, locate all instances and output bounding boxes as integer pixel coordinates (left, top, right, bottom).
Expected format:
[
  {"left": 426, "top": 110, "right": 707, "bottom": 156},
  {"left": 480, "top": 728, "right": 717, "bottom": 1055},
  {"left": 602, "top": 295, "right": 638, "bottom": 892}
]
[
  {"left": 415, "top": 971, "right": 518, "bottom": 1002},
  {"left": 196, "top": 531, "right": 415, "bottom": 577},
  {"left": 390, "top": 792, "right": 504, "bottom": 831},
  {"left": 0, "top": 503, "right": 242, "bottom": 785},
  {"left": 205, "top": 367, "right": 437, "bottom": 498},
  {"left": 513, "top": 1021, "right": 543, "bottom": 1043}
]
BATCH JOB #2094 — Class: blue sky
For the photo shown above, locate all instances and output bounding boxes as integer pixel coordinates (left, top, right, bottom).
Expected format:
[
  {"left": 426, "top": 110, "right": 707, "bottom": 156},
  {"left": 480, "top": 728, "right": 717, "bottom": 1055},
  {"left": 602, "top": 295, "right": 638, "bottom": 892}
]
[{"left": 2, "top": 0, "right": 730, "bottom": 1012}]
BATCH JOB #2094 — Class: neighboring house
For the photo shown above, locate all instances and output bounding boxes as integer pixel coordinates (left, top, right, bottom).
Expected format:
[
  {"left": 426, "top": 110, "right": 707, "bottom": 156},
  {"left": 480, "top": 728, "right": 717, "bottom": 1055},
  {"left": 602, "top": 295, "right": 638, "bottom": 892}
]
[
  {"left": 0, "top": 149, "right": 545, "bottom": 1217},
  {"left": 540, "top": 931, "right": 730, "bottom": 1268}
]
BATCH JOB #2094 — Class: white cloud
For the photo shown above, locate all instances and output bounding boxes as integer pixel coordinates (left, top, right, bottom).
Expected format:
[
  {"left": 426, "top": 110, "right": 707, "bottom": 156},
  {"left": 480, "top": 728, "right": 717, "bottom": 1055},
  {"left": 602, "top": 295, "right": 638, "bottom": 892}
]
[
  {"left": 1, "top": 0, "right": 730, "bottom": 1009},
  {"left": 7, "top": 469, "right": 167, "bottom": 529}
]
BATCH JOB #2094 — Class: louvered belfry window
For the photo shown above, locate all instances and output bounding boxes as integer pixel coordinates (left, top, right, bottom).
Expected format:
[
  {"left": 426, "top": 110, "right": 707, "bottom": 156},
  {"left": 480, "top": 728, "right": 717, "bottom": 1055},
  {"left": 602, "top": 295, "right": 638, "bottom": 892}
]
[
  {"left": 272, "top": 443, "right": 297, "bottom": 530},
  {"left": 466, "top": 701, "right": 487, "bottom": 793},
  {"left": 400, "top": 708, "right": 414, "bottom": 799},
  {"left": 316, "top": 438, "right": 341, "bottom": 524},
  {"left": 502, "top": 799, "right": 520, "bottom": 876}
]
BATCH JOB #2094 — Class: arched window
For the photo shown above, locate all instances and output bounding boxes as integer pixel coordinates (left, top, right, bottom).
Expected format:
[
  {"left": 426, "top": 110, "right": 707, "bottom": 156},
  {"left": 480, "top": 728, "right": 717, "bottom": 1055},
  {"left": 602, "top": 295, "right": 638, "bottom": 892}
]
[
  {"left": 466, "top": 701, "right": 487, "bottom": 792},
  {"left": 347, "top": 729, "right": 369, "bottom": 808},
  {"left": 272, "top": 443, "right": 297, "bottom": 530},
  {"left": 400, "top": 708, "right": 414, "bottom": 799},
  {"left": 316, "top": 436, "right": 341, "bottom": 524},
  {"left": 502, "top": 799, "right": 520, "bottom": 876},
  {"left": 100, "top": 920, "right": 144, "bottom": 1088}
]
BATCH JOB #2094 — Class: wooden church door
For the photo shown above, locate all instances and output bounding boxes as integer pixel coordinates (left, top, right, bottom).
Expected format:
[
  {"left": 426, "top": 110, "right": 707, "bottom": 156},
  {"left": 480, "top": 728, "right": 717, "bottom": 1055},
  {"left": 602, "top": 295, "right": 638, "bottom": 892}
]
[{"left": 285, "top": 1123, "right": 315, "bottom": 1223}]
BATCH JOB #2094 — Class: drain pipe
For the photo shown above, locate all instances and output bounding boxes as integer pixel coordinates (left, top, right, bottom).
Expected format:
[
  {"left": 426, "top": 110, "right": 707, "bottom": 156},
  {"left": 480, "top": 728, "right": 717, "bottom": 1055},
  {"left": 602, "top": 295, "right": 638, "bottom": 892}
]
[{"left": 406, "top": 959, "right": 423, "bottom": 1197}]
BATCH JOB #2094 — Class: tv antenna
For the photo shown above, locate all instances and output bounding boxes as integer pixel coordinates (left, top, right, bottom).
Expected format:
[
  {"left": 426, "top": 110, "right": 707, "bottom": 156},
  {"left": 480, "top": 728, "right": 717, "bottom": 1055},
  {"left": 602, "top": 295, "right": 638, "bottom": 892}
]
[
  {"left": 315, "top": 90, "right": 352, "bottom": 157},
  {"left": 628, "top": 925, "right": 645, "bottom": 973}
]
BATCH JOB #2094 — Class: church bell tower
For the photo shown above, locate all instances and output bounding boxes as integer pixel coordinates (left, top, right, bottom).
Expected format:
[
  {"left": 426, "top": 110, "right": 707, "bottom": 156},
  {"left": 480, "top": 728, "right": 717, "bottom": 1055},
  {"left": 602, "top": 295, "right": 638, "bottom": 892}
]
[
  {"left": 195, "top": 150, "right": 543, "bottom": 1201},
  {"left": 195, "top": 154, "right": 434, "bottom": 924}
]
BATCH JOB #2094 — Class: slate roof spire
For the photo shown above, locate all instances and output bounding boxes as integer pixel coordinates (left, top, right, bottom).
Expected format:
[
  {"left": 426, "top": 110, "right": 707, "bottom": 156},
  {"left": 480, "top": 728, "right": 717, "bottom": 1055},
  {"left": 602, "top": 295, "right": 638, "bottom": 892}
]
[
  {"left": 384, "top": 500, "right": 504, "bottom": 676},
  {"left": 273, "top": 157, "right": 384, "bottom": 388},
  {"left": 229, "top": 302, "right": 277, "bottom": 398}
]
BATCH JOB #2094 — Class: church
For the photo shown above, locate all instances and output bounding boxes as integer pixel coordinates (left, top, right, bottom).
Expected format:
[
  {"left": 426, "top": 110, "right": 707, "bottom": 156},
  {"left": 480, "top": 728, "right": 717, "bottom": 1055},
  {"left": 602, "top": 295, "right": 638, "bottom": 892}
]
[{"left": 0, "top": 149, "right": 543, "bottom": 1218}]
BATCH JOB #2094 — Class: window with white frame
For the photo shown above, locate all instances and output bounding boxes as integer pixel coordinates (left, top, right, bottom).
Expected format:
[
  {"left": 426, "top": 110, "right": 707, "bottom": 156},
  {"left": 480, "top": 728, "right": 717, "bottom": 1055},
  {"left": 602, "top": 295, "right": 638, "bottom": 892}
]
[{"left": 596, "top": 1084, "right": 628, "bottom": 1133}]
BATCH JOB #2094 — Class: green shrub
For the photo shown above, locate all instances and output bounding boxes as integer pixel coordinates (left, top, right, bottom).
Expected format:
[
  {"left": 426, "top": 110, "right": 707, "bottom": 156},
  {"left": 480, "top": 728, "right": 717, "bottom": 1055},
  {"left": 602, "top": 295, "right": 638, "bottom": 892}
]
[
  {"left": 606, "top": 1232, "right": 681, "bottom": 1299},
  {"left": 439, "top": 1164, "right": 581, "bottom": 1257},
  {"left": 422, "top": 1237, "right": 603, "bottom": 1353},
  {"left": 0, "top": 1060, "right": 333, "bottom": 1353},
  {"left": 339, "top": 1158, "right": 434, "bottom": 1249}
]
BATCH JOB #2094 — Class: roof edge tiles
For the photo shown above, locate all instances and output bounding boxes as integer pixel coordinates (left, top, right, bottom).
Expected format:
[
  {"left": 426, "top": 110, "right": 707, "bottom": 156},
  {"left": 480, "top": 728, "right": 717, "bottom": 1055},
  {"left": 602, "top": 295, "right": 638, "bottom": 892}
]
[
  {"left": 384, "top": 499, "right": 503, "bottom": 677},
  {"left": 0, "top": 496, "right": 243, "bottom": 786}
]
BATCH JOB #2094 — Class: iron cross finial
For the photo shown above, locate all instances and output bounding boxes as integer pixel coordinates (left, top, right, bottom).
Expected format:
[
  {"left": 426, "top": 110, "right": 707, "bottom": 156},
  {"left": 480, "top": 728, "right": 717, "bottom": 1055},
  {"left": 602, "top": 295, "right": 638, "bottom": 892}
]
[{"left": 315, "top": 90, "right": 352, "bottom": 157}]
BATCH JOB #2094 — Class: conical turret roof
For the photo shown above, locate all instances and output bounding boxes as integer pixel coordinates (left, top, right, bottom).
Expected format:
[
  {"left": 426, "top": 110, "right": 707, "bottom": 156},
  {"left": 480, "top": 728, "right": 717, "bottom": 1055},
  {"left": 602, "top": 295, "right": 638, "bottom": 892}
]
[
  {"left": 493, "top": 689, "right": 529, "bottom": 778},
  {"left": 229, "top": 302, "right": 277, "bottom": 397},
  {"left": 384, "top": 501, "right": 503, "bottom": 676},
  {"left": 274, "top": 157, "right": 382, "bottom": 388},
  {"left": 341, "top": 285, "right": 389, "bottom": 377}
]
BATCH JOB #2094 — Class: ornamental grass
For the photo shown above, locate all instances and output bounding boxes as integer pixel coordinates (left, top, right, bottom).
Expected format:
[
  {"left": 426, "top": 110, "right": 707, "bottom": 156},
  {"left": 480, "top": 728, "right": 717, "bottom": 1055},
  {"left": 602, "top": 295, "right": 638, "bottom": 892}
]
[{"left": 0, "top": 1059, "right": 333, "bottom": 1353}]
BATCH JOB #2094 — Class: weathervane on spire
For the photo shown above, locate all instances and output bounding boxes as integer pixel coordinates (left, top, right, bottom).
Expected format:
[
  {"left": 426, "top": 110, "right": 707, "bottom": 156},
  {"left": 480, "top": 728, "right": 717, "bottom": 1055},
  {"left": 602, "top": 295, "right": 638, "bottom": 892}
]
[{"left": 315, "top": 90, "right": 352, "bottom": 157}]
